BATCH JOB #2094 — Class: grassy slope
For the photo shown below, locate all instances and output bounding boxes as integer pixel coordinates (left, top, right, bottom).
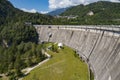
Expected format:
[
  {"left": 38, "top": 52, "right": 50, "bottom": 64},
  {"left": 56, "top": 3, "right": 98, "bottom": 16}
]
[{"left": 23, "top": 44, "right": 89, "bottom": 80}]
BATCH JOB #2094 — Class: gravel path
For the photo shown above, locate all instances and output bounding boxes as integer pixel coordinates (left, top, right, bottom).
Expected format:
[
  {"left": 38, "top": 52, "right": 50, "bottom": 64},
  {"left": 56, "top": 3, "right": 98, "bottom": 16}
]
[{"left": 19, "top": 52, "right": 51, "bottom": 80}]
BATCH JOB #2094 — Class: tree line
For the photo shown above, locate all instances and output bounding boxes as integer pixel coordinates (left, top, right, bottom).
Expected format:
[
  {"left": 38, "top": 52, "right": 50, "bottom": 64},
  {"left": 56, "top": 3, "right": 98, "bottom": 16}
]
[{"left": 0, "top": 42, "right": 46, "bottom": 79}]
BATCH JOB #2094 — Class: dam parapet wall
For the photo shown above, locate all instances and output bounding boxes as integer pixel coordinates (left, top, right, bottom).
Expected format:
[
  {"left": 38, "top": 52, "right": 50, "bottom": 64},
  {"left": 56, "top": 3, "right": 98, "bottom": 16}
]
[{"left": 34, "top": 25, "right": 120, "bottom": 80}]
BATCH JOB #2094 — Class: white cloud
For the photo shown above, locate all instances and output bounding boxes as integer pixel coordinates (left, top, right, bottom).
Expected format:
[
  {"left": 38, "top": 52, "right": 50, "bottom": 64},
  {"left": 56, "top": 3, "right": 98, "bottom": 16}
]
[
  {"left": 21, "top": 8, "right": 49, "bottom": 14},
  {"left": 40, "top": 11, "right": 49, "bottom": 14},
  {"left": 110, "top": 0, "right": 120, "bottom": 2},
  {"left": 21, "top": 8, "right": 37, "bottom": 13},
  {"left": 49, "top": 0, "right": 120, "bottom": 10}
]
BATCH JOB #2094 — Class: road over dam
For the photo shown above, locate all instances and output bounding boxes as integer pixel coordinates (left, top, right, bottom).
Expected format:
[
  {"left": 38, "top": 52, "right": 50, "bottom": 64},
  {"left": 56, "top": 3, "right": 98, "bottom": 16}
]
[{"left": 34, "top": 25, "right": 120, "bottom": 80}]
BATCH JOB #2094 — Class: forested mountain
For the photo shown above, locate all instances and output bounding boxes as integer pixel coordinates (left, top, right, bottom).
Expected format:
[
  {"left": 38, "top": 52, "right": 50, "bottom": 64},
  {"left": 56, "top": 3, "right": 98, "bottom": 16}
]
[
  {"left": 0, "top": 0, "right": 55, "bottom": 45},
  {"left": 0, "top": 0, "right": 54, "bottom": 25},
  {"left": 0, "top": 0, "right": 48, "bottom": 79},
  {"left": 61, "top": 1, "right": 120, "bottom": 25},
  {"left": 0, "top": 0, "right": 16, "bottom": 24}
]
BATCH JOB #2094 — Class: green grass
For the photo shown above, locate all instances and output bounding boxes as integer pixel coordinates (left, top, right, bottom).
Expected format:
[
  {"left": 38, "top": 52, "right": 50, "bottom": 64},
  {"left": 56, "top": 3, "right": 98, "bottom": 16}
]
[
  {"left": 0, "top": 77, "right": 8, "bottom": 80},
  {"left": 90, "top": 69, "right": 94, "bottom": 80},
  {"left": 23, "top": 44, "right": 89, "bottom": 80}
]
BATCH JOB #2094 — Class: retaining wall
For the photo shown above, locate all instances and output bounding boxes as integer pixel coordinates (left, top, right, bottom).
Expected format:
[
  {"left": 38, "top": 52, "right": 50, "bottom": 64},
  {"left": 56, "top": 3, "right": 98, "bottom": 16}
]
[{"left": 34, "top": 25, "right": 120, "bottom": 80}]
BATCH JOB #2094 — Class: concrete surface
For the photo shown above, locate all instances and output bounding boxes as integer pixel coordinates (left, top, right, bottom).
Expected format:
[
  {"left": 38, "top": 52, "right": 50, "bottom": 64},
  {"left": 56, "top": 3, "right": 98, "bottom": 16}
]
[{"left": 34, "top": 25, "right": 120, "bottom": 80}]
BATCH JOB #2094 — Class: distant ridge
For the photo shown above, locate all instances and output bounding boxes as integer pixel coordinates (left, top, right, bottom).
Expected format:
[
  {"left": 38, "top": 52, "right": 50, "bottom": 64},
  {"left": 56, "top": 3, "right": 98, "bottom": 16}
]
[
  {"left": 47, "top": 8, "right": 68, "bottom": 16},
  {"left": 0, "top": 0, "right": 54, "bottom": 25},
  {"left": 61, "top": 1, "right": 120, "bottom": 25}
]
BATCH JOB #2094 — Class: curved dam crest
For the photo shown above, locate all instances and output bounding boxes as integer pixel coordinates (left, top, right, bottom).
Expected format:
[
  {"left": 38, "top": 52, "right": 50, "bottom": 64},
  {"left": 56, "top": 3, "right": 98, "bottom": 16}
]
[{"left": 34, "top": 25, "right": 120, "bottom": 80}]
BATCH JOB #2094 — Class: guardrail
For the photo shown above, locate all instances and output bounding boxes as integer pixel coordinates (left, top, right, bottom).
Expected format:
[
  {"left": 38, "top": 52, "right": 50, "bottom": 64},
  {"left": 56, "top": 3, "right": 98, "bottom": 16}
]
[{"left": 34, "top": 25, "right": 120, "bottom": 33}]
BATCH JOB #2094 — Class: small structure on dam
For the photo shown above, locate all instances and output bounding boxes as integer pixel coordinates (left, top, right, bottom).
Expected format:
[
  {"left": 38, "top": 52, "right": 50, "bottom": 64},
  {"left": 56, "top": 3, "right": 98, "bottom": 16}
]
[
  {"left": 34, "top": 25, "right": 120, "bottom": 80},
  {"left": 58, "top": 43, "right": 63, "bottom": 49}
]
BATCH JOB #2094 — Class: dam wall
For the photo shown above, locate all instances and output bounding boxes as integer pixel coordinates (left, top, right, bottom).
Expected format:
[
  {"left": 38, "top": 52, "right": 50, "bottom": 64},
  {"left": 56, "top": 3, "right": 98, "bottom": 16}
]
[{"left": 34, "top": 25, "right": 120, "bottom": 80}]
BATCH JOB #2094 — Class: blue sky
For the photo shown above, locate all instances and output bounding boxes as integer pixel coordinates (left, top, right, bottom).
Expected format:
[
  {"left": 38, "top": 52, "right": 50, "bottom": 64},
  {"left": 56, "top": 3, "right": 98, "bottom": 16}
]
[
  {"left": 9, "top": 0, "right": 120, "bottom": 14},
  {"left": 9, "top": 0, "right": 49, "bottom": 13}
]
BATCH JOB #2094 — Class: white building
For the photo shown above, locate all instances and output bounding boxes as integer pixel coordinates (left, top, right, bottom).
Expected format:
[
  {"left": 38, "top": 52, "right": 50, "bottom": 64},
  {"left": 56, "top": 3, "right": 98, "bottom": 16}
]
[
  {"left": 87, "top": 11, "right": 94, "bottom": 16},
  {"left": 58, "top": 43, "right": 63, "bottom": 49}
]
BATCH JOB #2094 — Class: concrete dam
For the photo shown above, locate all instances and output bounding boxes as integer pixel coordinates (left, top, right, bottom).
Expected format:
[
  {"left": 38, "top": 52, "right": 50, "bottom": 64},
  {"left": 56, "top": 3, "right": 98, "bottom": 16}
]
[{"left": 34, "top": 25, "right": 120, "bottom": 80}]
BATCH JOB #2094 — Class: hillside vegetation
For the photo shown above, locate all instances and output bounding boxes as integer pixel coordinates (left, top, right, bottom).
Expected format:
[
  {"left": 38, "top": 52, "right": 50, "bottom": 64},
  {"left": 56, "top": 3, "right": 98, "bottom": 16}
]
[
  {"left": 0, "top": 0, "right": 51, "bottom": 79},
  {"left": 0, "top": 0, "right": 55, "bottom": 45},
  {"left": 61, "top": 1, "right": 120, "bottom": 25},
  {"left": 0, "top": 42, "right": 46, "bottom": 80}
]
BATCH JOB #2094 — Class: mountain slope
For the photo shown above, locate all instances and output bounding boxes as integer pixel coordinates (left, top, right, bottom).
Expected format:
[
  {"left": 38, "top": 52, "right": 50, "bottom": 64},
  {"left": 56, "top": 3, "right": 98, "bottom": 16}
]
[
  {"left": 61, "top": 1, "right": 120, "bottom": 25},
  {"left": 0, "top": 0, "right": 54, "bottom": 25},
  {"left": 0, "top": 0, "right": 16, "bottom": 24},
  {"left": 0, "top": 0, "right": 55, "bottom": 45},
  {"left": 0, "top": 1, "right": 47, "bottom": 79},
  {"left": 47, "top": 8, "right": 68, "bottom": 16}
]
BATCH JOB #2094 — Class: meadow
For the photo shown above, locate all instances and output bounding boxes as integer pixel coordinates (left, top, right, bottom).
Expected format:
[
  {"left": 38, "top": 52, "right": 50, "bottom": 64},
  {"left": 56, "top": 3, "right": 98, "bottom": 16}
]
[{"left": 23, "top": 43, "right": 89, "bottom": 80}]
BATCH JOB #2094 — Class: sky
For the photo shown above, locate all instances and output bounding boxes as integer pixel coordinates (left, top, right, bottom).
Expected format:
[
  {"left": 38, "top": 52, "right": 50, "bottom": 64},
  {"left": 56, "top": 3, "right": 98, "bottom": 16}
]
[{"left": 9, "top": 0, "right": 120, "bottom": 14}]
